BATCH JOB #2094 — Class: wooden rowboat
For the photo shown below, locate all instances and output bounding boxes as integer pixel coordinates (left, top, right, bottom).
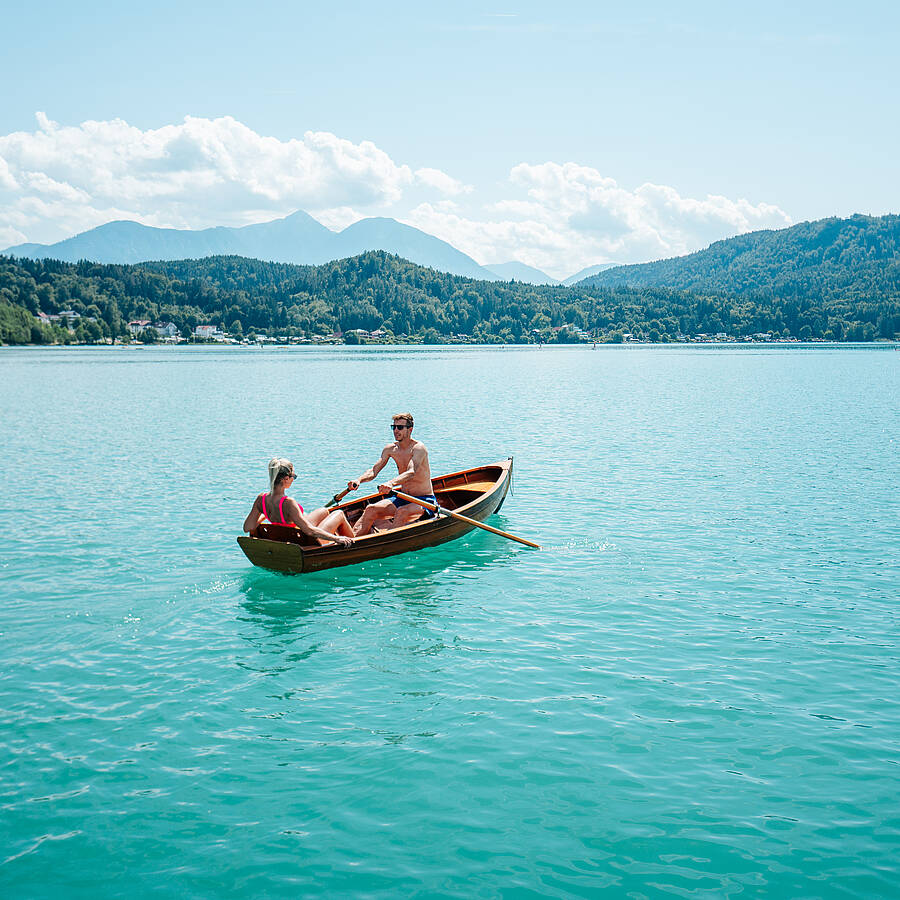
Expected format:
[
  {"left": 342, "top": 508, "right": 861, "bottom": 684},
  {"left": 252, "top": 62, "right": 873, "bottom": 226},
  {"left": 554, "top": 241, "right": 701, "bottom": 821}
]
[{"left": 237, "top": 457, "right": 514, "bottom": 574}]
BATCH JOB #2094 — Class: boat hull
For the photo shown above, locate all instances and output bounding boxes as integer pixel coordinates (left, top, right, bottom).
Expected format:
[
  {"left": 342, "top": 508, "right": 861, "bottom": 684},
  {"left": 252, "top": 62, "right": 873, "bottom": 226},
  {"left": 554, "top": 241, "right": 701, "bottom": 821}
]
[{"left": 237, "top": 457, "right": 513, "bottom": 574}]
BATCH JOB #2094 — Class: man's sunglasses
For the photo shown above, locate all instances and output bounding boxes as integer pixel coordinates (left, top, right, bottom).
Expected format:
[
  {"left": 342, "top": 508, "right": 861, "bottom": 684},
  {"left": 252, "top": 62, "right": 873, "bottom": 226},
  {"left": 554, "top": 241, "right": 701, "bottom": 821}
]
[{"left": 391, "top": 423, "right": 409, "bottom": 430}]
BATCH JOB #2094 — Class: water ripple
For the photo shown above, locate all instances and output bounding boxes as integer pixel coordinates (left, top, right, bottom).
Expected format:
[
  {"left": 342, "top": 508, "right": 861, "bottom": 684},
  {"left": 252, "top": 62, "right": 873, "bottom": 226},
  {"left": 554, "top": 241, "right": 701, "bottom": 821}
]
[{"left": 1, "top": 346, "right": 898, "bottom": 897}]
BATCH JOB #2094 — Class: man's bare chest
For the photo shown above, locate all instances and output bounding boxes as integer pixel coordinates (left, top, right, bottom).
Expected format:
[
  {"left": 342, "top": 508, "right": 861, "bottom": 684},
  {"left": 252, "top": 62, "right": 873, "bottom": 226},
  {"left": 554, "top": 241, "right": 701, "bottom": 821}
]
[{"left": 390, "top": 448, "right": 414, "bottom": 470}]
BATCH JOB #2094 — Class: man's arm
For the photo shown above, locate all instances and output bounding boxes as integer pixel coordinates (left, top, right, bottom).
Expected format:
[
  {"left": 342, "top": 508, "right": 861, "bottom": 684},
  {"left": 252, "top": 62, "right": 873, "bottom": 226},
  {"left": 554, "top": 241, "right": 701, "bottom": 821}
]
[{"left": 348, "top": 446, "right": 391, "bottom": 490}]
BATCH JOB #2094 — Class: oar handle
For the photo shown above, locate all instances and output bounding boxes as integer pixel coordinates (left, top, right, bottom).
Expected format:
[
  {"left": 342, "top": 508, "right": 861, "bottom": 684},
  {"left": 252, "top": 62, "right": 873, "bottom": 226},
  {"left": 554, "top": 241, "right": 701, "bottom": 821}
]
[
  {"left": 327, "top": 487, "right": 352, "bottom": 508},
  {"left": 392, "top": 490, "right": 540, "bottom": 549}
]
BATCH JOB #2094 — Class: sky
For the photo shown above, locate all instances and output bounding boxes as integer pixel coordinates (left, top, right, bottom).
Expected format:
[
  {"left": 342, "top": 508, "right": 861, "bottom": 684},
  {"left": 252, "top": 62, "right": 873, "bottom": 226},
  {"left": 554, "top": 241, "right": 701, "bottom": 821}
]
[{"left": 1, "top": 0, "right": 898, "bottom": 278}]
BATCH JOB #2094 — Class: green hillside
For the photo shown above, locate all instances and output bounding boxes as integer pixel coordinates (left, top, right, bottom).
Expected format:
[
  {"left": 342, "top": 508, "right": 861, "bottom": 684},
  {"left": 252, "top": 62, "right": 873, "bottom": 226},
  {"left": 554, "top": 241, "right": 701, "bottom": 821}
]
[
  {"left": 582, "top": 214, "right": 900, "bottom": 304},
  {"left": 2, "top": 249, "right": 898, "bottom": 345}
]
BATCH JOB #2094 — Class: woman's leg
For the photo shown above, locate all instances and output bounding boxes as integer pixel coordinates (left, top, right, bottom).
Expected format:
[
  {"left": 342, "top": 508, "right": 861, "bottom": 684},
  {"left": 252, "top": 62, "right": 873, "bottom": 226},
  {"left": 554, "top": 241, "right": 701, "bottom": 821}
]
[
  {"left": 306, "top": 507, "right": 329, "bottom": 527},
  {"left": 321, "top": 509, "right": 354, "bottom": 537},
  {"left": 306, "top": 507, "right": 353, "bottom": 543}
]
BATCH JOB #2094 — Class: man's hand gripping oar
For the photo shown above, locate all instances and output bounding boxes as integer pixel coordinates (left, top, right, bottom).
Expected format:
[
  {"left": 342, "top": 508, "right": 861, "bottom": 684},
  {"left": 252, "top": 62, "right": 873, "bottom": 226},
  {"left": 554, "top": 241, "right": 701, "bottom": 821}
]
[{"left": 327, "top": 476, "right": 364, "bottom": 509}]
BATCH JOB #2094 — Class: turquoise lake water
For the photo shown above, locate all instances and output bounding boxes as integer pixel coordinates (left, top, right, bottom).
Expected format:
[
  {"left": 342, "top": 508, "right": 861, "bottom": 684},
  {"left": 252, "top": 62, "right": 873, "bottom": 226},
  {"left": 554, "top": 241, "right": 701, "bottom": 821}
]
[{"left": 1, "top": 344, "right": 898, "bottom": 898}]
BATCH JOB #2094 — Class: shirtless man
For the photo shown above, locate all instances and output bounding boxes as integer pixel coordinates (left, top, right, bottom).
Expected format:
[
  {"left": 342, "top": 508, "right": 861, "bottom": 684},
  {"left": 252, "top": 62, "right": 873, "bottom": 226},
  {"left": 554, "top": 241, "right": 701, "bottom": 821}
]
[{"left": 347, "top": 413, "right": 436, "bottom": 535}]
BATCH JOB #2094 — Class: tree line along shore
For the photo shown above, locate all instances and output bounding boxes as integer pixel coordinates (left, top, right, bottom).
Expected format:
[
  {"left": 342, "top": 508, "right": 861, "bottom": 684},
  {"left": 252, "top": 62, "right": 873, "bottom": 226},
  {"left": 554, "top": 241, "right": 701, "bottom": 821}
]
[{"left": 2, "top": 249, "right": 899, "bottom": 347}]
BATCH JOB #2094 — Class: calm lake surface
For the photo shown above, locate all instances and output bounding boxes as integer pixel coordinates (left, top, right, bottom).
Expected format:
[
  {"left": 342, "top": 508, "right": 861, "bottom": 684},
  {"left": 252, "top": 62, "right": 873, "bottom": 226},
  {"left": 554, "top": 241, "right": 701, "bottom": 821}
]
[{"left": 1, "top": 344, "right": 898, "bottom": 898}]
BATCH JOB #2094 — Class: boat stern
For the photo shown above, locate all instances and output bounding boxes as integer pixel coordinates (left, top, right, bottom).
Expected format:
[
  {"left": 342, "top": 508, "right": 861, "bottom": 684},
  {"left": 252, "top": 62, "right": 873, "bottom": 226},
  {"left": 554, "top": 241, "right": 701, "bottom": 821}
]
[{"left": 237, "top": 535, "right": 306, "bottom": 574}]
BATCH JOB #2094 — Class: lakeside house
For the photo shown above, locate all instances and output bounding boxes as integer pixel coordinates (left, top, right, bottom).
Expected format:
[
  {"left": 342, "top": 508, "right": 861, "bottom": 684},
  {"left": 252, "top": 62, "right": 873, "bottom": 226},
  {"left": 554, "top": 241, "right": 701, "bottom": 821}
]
[
  {"left": 346, "top": 328, "right": 391, "bottom": 341},
  {"left": 128, "top": 319, "right": 151, "bottom": 335},
  {"left": 35, "top": 310, "right": 95, "bottom": 332},
  {"left": 193, "top": 325, "right": 223, "bottom": 340}
]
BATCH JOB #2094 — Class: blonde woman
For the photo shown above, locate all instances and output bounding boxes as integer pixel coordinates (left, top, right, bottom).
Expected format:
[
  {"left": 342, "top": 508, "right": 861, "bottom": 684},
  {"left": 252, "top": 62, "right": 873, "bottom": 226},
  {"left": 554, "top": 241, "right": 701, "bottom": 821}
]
[{"left": 243, "top": 458, "right": 353, "bottom": 547}]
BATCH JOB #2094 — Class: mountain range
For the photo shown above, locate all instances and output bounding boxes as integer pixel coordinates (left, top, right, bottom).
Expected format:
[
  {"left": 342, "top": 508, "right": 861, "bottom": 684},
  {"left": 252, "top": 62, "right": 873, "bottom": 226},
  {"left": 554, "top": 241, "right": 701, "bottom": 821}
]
[
  {"left": 8, "top": 210, "right": 897, "bottom": 299},
  {"left": 2, "top": 211, "right": 561, "bottom": 285},
  {"left": 578, "top": 214, "right": 900, "bottom": 298},
  {"left": 3, "top": 213, "right": 898, "bottom": 345}
]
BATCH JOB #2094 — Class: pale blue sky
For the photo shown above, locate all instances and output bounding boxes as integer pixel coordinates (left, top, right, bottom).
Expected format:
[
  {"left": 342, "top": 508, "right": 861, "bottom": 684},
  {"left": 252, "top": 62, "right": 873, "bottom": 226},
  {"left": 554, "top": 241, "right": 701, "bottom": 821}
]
[{"left": 2, "top": 1, "right": 898, "bottom": 275}]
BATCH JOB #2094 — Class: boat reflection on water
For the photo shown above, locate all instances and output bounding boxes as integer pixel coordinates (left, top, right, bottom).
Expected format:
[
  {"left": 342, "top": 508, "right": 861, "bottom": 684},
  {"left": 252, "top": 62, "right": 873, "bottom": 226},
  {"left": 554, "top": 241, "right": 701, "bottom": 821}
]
[
  {"left": 226, "top": 525, "right": 528, "bottom": 745},
  {"left": 239, "top": 524, "right": 519, "bottom": 611}
]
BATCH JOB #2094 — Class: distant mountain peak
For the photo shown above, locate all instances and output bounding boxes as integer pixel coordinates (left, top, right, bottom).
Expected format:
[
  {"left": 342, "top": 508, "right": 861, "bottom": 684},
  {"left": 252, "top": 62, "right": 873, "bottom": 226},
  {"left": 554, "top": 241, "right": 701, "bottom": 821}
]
[{"left": 1, "top": 210, "right": 499, "bottom": 280}]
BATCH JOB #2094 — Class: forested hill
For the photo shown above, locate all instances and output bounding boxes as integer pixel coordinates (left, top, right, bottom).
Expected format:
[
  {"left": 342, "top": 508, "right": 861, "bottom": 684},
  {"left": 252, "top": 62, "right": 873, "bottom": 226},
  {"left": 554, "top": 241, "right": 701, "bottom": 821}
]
[
  {"left": 1, "top": 250, "right": 898, "bottom": 345},
  {"left": 581, "top": 214, "right": 900, "bottom": 300}
]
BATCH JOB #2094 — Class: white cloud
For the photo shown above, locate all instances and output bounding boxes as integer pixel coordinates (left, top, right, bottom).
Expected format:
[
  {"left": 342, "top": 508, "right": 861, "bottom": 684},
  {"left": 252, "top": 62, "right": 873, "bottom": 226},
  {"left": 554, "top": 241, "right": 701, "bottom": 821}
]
[
  {"left": 0, "top": 156, "right": 18, "bottom": 191},
  {"left": 310, "top": 206, "right": 365, "bottom": 231},
  {"left": 0, "top": 114, "right": 792, "bottom": 278},
  {"left": 414, "top": 167, "right": 473, "bottom": 196},
  {"left": 0, "top": 224, "right": 26, "bottom": 247},
  {"left": 404, "top": 202, "right": 602, "bottom": 278},
  {"left": 0, "top": 113, "right": 449, "bottom": 243},
  {"left": 407, "top": 162, "right": 791, "bottom": 278}
]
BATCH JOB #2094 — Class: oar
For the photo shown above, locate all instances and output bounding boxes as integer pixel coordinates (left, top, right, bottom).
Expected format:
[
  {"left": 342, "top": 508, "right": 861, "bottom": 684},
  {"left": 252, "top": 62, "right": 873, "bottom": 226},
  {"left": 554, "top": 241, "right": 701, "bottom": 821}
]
[
  {"left": 392, "top": 490, "right": 541, "bottom": 549},
  {"left": 326, "top": 487, "right": 352, "bottom": 508}
]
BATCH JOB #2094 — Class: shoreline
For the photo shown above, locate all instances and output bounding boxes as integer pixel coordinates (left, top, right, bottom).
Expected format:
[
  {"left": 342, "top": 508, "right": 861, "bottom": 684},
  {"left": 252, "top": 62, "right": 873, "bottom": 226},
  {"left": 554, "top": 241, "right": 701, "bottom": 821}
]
[{"left": 3, "top": 340, "right": 898, "bottom": 351}]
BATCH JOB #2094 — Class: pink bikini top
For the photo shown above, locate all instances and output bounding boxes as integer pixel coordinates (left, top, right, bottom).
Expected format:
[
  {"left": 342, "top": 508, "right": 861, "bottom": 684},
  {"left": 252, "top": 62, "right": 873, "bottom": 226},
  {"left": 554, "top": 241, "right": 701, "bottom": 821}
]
[{"left": 259, "top": 492, "right": 303, "bottom": 525}]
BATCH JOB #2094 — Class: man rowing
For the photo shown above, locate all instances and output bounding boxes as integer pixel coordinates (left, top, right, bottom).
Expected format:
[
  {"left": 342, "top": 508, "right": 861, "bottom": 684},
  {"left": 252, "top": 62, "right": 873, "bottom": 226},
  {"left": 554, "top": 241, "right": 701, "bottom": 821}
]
[{"left": 347, "top": 412, "right": 437, "bottom": 535}]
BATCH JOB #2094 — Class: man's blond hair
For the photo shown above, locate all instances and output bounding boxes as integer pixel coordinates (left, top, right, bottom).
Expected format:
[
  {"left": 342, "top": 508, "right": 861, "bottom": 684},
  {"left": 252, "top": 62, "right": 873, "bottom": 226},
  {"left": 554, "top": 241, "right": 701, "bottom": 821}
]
[{"left": 392, "top": 412, "right": 414, "bottom": 428}]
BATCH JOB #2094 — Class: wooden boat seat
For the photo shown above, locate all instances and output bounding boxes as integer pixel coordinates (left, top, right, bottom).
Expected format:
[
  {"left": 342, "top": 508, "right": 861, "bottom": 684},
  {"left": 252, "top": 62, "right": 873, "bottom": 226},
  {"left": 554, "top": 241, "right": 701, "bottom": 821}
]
[
  {"left": 433, "top": 487, "right": 485, "bottom": 511},
  {"left": 256, "top": 522, "right": 314, "bottom": 546},
  {"left": 449, "top": 481, "right": 496, "bottom": 493},
  {"left": 433, "top": 481, "right": 496, "bottom": 511}
]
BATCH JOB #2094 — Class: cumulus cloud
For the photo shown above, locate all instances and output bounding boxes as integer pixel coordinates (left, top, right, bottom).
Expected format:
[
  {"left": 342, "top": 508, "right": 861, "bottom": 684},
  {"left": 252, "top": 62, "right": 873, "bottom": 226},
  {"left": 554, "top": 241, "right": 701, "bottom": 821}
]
[
  {"left": 405, "top": 202, "right": 605, "bottom": 278},
  {"left": 405, "top": 162, "right": 791, "bottom": 278},
  {"left": 310, "top": 206, "right": 366, "bottom": 231},
  {"left": 0, "top": 113, "right": 463, "bottom": 243},
  {"left": 414, "top": 167, "right": 473, "bottom": 196},
  {"left": 0, "top": 114, "right": 792, "bottom": 277}
]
